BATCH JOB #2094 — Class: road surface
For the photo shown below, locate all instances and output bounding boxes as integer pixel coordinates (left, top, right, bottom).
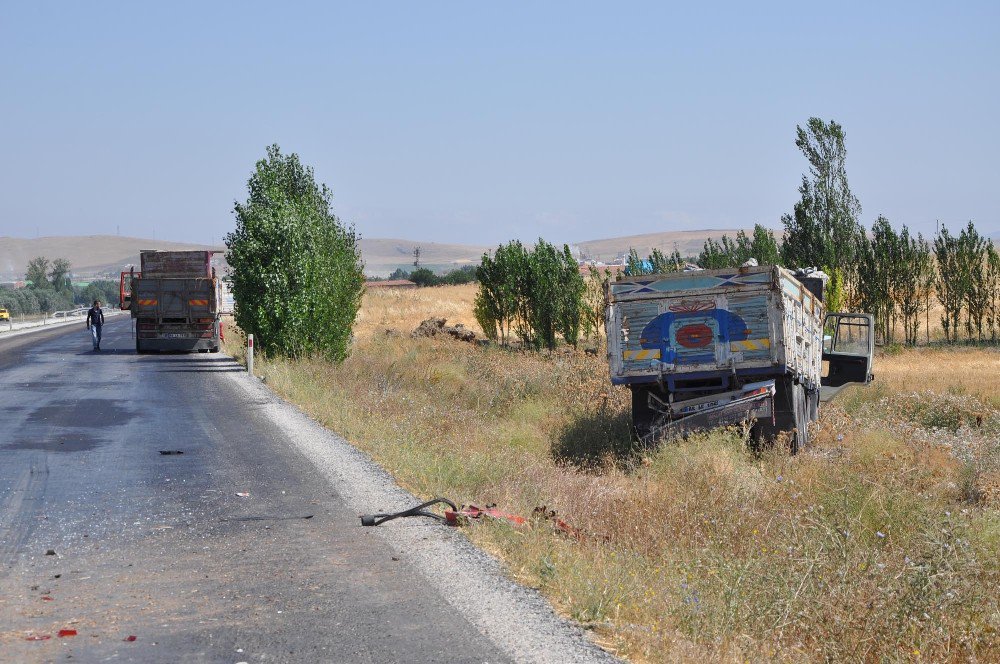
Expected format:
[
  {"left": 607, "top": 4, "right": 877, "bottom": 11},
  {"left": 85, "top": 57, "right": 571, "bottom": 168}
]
[{"left": 0, "top": 320, "right": 610, "bottom": 663}]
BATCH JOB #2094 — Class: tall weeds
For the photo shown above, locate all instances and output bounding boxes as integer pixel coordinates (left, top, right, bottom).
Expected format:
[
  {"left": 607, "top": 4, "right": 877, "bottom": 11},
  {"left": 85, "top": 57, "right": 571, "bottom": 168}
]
[{"left": 223, "top": 287, "right": 999, "bottom": 662}]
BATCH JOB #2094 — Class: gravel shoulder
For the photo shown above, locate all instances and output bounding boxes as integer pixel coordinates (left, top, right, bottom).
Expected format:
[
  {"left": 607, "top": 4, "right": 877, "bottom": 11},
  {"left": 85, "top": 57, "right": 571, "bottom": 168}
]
[{"left": 221, "top": 367, "right": 618, "bottom": 664}]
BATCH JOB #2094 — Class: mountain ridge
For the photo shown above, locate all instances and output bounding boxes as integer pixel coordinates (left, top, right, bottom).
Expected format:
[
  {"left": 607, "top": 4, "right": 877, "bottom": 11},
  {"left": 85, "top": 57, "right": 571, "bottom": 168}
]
[{"left": 0, "top": 229, "right": 761, "bottom": 279}]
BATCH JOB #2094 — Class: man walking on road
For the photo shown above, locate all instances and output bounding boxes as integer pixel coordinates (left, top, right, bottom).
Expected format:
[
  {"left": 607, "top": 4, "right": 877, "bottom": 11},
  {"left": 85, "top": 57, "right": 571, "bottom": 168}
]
[{"left": 86, "top": 300, "right": 105, "bottom": 351}]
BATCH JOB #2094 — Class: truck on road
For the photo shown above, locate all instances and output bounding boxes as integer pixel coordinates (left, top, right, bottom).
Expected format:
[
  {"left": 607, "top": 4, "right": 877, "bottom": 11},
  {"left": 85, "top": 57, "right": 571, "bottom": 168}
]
[
  {"left": 605, "top": 265, "right": 874, "bottom": 451},
  {"left": 121, "top": 250, "right": 222, "bottom": 354}
]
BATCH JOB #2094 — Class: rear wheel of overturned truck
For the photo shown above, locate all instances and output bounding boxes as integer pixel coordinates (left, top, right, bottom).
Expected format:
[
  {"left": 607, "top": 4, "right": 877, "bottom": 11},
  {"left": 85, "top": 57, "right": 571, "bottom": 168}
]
[
  {"left": 630, "top": 385, "right": 657, "bottom": 445},
  {"left": 751, "top": 378, "right": 809, "bottom": 453}
]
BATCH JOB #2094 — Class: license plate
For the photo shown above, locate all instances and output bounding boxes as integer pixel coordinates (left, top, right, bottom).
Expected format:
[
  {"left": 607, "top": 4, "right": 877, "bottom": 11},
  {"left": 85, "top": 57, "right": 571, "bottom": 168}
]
[{"left": 163, "top": 333, "right": 189, "bottom": 339}]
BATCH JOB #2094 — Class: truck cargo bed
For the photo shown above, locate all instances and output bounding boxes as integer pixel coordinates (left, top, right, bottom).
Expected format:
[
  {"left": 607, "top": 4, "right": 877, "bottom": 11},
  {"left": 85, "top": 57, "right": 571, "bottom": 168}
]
[{"left": 606, "top": 266, "right": 824, "bottom": 390}]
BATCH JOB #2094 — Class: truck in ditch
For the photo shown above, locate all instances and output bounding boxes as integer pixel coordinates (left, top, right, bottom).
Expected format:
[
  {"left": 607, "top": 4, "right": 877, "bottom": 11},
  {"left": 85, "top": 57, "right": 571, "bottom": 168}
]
[
  {"left": 120, "top": 250, "right": 222, "bottom": 354},
  {"left": 605, "top": 264, "right": 874, "bottom": 451}
]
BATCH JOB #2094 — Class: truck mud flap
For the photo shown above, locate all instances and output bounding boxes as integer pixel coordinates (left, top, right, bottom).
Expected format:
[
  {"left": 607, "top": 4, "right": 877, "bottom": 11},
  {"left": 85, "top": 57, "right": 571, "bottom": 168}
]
[{"left": 640, "top": 380, "right": 776, "bottom": 446}]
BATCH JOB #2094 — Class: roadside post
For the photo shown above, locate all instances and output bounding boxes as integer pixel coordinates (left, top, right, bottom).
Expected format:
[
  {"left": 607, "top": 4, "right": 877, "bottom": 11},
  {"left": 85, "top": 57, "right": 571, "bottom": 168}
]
[{"left": 247, "top": 334, "right": 254, "bottom": 376}]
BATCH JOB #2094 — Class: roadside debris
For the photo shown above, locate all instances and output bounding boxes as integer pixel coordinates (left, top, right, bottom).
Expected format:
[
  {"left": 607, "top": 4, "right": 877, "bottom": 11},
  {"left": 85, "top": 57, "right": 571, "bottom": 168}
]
[
  {"left": 361, "top": 497, "right": 458, "bottom": 526},
  {"left": 359, "top": 497, "right": 583, "bottom": 538},
  {"left": 25, "top": 635, "right": 51, "bottom": 641},
  {"left": 124, "top": 635, "right": 137, "bottom": 642},
  {"left": 411, "top": 318, "right": 477, "bottom": 343},
  {"left": 57, "top": 629, "right": 77, "bottom": 638},
  {"left": 221, "top": 515, "right": 314, "bottom": 522},
  {"left": 532, "top": 506, "right": 583, "bottom": 540},
  {"left": 159, "top": 450, "right": 184, "bottom": 455},
  {"left": 45, "top": 549, "right": 56, "bottom": 556},
  {"left": 235, "top": 492, "right": 250, "bottom": 498},
  {"left": 445, "top": 504, "right": 527, "bottom": 527}
]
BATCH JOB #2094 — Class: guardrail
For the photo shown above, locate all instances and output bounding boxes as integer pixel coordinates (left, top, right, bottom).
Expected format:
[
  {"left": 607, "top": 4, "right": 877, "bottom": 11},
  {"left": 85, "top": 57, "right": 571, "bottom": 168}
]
[
  {"left": 51, "top": 307, "right": 89, "bottom": 319},
  {"left": 1, "top": 307, "right": 124, "bottom": 333}
]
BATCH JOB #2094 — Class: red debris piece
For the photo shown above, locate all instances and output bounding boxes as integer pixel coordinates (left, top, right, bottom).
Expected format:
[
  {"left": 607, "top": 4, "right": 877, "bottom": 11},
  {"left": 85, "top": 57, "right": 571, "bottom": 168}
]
[
  {"left": 444, "top": 504, "right": 528, "bottom": 527},
  {"left": 532, "top": 506, "right": 584, "bottom": 540},
  {"left": 124, "top": 635, "right": 137, "bottom": 642},
  {"left": 41, "top": 595, "right": 54, "bottom": 601},
  {"left": 58, "top": 629, "right": 78, "bottom": 637},
  {"left": 26, "top": 634, "right": 51, "bottom": 641}
]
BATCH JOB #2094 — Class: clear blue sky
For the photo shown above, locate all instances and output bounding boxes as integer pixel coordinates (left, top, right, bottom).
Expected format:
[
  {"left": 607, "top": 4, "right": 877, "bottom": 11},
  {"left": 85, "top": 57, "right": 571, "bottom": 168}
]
[{"left": 1, "top": 1, "right": 997, "bottom": 246}]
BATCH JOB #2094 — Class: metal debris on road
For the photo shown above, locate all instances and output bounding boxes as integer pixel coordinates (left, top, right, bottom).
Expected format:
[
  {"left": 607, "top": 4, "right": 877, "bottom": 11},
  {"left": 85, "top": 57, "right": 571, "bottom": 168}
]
[
  {"left": 360, "top": 497, "right": 458, "bottom": 526},
  {"left": 221, "top": 515, "right": 314, "bottom": 522}
]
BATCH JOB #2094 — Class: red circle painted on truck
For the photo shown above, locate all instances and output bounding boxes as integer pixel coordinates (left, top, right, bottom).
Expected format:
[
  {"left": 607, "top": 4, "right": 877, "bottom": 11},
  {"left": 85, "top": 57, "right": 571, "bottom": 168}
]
[{"left": 675, "top": 323, "right": 713, "bottom": 348}]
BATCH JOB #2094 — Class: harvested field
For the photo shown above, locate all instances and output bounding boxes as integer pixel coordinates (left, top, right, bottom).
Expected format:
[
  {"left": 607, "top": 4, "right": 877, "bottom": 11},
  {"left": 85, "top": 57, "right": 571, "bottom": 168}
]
[{"left": 225, "top": 285, "right": 1000, "bottom": 663}]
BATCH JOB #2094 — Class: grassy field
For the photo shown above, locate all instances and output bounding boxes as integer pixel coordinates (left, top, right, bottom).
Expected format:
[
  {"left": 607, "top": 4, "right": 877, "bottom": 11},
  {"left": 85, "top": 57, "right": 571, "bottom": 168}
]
[{"left": 225, "top": 284, "right": 1000, "bottom": 662}]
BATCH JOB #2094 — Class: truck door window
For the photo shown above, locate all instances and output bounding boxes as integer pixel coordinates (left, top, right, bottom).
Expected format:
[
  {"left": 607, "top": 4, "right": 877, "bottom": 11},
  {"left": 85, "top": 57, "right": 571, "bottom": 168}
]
[{"left": 832, "top": 315, "right": 871, "bottom": 355}]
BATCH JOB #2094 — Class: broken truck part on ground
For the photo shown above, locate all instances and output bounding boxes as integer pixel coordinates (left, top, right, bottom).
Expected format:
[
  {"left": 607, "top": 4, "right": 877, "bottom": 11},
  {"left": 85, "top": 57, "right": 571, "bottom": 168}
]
[{"left": 605, "top": 264, "right": 875, "bottom": 451}]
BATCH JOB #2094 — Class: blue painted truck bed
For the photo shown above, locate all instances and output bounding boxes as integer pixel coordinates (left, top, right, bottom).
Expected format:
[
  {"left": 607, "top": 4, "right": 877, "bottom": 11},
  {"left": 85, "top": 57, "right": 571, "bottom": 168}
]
[{"left": 605, "top": 265, "right": 824, "bottom": 390}]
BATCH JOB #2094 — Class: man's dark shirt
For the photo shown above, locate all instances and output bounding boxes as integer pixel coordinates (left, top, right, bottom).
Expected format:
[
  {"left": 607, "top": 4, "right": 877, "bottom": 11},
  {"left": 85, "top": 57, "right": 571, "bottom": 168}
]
[{"left": 86, "top": 307, "right": 104, "bottom": 328}]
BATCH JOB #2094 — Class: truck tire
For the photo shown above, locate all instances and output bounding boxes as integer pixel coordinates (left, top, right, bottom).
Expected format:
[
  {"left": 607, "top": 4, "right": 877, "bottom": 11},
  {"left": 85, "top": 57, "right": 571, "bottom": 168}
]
[
  {"left": 630, "top": 385, "right": 656, "bottom": 444},
  {"left": 790, "top": 382, "right": 810, "bottom": 454},
  {"left": 751, "top": 377, "right": 802, "bottom": 452},
  {"left": 209, "top": 346, "right": 220, "bottom": 353},
  {"left": 136, "top": 338, "right": 144, "bottom": 355},
  {"left": 808, "top": 387, "right": 819, "bottom": 423}
]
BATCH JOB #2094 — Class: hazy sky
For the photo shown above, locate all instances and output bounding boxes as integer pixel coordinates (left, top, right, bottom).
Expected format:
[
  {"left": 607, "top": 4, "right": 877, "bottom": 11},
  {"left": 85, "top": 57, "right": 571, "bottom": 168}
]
[{"left": 1, "top": 1, "right": 997, "bottom": 246}]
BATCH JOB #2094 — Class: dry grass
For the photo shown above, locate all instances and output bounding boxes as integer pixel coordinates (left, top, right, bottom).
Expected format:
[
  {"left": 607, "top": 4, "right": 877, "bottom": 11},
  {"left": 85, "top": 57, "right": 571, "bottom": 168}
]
[
  {"left": 354, "top": 283, "right": 481, "bottom": 341},
  {"left": 872, "top": 345, "right": 1000, "bottom": 407},
  {"left": 225, "top": 285, "right": 1000, "bottom": 663}
]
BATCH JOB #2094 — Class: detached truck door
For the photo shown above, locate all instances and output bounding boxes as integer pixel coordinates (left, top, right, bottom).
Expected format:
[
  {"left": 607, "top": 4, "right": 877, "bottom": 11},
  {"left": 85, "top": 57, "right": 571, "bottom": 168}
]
[{"left": 820, "top": 313, "right": 875, "bottom": 401}]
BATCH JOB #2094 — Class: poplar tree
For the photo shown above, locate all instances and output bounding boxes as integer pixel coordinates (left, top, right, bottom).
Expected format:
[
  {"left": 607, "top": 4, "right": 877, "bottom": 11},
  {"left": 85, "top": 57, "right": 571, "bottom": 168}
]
[
  {"left": 934, "top": 226, "right": 964, "bottom": 343},
  {"left": 780, "top": 118, "right": 864, "bottom": 283},
  {"left": 225, "top": 144, "right": 364, "bottom": 360}
]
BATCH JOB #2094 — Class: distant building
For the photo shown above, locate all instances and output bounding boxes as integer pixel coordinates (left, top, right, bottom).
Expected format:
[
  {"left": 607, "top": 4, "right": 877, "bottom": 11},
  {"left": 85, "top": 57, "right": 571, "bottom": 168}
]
[{"left": 365, "top": 279, "right": 417, "bottom": 289}]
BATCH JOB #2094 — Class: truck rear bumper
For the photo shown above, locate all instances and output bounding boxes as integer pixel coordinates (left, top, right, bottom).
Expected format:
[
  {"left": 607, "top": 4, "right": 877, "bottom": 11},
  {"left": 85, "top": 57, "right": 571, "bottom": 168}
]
[{"left": 140, "top": 337, "right": 218, "bottom": 351}]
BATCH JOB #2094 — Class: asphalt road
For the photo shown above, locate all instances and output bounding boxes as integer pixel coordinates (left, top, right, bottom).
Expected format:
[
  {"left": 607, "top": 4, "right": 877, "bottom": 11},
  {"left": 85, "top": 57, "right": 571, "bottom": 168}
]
[{"left": 0, "top": 321, "right": 610, "bottom": 663}]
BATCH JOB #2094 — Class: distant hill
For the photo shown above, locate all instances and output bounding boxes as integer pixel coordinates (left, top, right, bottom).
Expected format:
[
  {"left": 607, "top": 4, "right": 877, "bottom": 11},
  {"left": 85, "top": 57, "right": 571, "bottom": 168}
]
[
  {"left": 573, "top": 229, "right": 754, "bottom": 262},
  {"left": 359, "top": 238, "right": 488, "bottom": 276},
  {"left": 0, "top": 235, "right": 224, "bottom": 280},
  {"left": 0, "top": 228, "right": 770, "bottom": 281},
  {"left": 0, "top": 234, "right": 489, "bottom": 280}
]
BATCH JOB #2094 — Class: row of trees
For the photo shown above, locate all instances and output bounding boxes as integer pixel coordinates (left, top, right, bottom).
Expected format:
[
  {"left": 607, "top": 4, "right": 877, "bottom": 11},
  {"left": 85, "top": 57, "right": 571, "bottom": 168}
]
[
  {"left": 0, "top": 256, "right": 119, "bottom": 317},
  {"left": 384, "top": 265, "right": 478, "bottom": 287},
  {"left": 474, "top": 239, "right": 585, "bottom": 350},
  {"left": 696, "top": 224, "right": 781, "bottom": 269},
  {"left": 687, "top": 117, "right": 998, "bottom": 346},
  {"left": 933, "top": 222, "right": 1000, "bottom": 343}
]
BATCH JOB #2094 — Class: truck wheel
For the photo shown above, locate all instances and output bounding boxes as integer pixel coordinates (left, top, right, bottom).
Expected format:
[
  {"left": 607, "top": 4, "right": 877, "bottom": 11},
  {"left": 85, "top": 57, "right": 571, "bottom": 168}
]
[
  {"left": 790, "top": 383, "right": 810, "bottom": 454},
  {"left": 136, "top": 338, "right": 144, "bottom": 355},
  {"left": 630, "top": 386, "right": 656, "bottom": 444},
  {"left": 209, "top": 346, "right": 220, "bottom": 353},
  {"left": 752, "top": 377, "right": 798, "bottom": 453}
]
